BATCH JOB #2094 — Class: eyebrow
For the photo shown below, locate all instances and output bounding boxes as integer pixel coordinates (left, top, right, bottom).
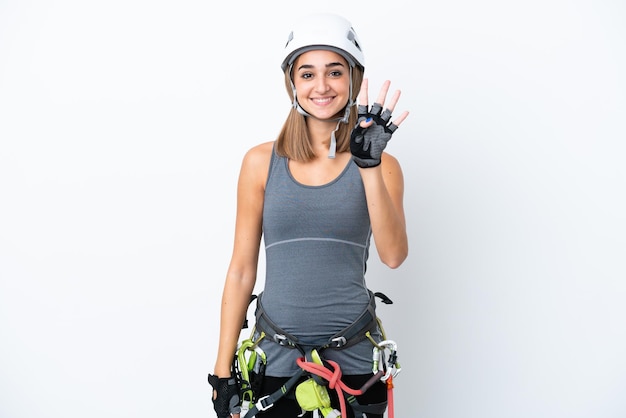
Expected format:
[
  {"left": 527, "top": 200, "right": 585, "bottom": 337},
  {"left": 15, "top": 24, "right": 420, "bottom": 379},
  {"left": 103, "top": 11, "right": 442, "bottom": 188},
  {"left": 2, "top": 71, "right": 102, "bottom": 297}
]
[{"left": 297, "top": 62, "right": 345, "bottom": 71}]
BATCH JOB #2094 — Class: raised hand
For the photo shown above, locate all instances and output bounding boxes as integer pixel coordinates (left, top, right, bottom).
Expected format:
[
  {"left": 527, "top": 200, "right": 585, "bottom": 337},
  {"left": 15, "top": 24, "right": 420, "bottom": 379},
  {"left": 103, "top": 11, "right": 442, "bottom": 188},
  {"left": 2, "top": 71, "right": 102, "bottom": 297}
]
[{"left": 350, "top": 79, "right": 409, "bottom": 168}]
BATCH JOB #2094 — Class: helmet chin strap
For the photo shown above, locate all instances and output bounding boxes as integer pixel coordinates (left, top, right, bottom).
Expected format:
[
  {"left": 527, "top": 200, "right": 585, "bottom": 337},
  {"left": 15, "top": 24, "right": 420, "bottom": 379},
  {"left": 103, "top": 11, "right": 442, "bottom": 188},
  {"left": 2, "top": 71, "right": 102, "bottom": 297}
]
[{"left": 289, "top": 65, "right": 355, "bottom": 158}]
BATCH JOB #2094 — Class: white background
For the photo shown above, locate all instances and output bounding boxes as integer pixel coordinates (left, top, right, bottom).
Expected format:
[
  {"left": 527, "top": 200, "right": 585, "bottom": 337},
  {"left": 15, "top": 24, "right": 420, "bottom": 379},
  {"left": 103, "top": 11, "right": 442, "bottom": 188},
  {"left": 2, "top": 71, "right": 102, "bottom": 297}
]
[{"left": 1, "top": 1, "right": 625, "bottom": 417}]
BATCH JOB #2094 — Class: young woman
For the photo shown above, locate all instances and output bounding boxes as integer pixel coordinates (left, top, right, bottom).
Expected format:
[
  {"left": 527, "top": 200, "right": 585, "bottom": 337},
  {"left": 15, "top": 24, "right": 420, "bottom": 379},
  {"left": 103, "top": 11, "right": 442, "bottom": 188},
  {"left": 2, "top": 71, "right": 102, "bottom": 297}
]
[{"left": 209, "top": 13, "right": 409, "bottom": 418}]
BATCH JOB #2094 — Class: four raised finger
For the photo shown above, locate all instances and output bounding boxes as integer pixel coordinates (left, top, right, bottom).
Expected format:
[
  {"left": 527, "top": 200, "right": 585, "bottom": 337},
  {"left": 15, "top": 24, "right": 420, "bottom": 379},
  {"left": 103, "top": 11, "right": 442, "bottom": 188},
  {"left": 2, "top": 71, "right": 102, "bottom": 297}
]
[
  {"left": 358, "top": 78, "right": 369, "bottom": 107},
  {"left": 392, "top": 110, "right": 410, "bottom": 127},
  {"left": 375, "top": 80, "right": 391, "bottom": 108},
  {"left": 360, "top": 79, "right": 408, "bottom": 128}
]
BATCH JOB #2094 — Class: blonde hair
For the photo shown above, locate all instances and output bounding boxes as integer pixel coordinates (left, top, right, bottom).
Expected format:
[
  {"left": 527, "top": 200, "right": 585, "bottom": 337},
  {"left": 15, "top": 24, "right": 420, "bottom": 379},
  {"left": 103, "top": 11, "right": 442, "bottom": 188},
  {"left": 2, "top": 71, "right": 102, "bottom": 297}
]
[{"left": 275, "top": 66, "right": 364, "bottom": 162}]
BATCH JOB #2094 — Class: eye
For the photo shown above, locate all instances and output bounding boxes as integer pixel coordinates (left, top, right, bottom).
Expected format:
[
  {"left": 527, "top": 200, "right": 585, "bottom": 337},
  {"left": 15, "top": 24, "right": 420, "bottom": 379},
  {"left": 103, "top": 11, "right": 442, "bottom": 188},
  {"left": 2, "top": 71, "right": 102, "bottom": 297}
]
[
  {"left": 300, "top": 72, "right": 314, "bottom": 79},
  {"left": 329, "top": 70, "right": 344, "bottom": 77}
]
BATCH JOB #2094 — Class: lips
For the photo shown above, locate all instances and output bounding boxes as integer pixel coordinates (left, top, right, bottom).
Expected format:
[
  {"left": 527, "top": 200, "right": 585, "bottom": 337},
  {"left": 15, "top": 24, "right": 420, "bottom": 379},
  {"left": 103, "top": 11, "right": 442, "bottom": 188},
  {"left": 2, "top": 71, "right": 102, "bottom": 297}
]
[{"left": 311, "top": 97, "right": 334, "bottom": 105}]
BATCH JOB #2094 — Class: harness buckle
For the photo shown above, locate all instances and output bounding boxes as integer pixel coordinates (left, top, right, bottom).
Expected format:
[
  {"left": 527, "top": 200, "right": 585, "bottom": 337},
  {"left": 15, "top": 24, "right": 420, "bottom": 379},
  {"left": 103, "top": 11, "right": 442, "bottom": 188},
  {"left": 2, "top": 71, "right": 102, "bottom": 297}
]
[
  {"left": 330, "top": 336, "right": 347, "bottom": 348},
  {"left": 256, "top": 395, "right": 274, "bottom": 411},
  {"left": 273, "top": 334, "right": 293, "bottom": 347}
]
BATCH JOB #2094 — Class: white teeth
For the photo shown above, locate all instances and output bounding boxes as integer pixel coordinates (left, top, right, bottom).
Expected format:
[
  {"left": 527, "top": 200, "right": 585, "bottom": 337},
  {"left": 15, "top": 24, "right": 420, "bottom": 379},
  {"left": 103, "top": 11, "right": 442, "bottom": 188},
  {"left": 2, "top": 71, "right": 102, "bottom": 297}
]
[{"left": 312, "top": 98, "right": 332, "bottom": 104}]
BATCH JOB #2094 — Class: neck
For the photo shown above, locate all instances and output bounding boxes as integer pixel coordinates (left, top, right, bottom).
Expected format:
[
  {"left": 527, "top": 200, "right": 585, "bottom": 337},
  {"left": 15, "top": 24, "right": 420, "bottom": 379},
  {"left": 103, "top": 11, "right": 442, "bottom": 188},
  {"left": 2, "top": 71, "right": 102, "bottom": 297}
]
[{"left": 307, "top": 117, "right": 344, "bottom": 159}]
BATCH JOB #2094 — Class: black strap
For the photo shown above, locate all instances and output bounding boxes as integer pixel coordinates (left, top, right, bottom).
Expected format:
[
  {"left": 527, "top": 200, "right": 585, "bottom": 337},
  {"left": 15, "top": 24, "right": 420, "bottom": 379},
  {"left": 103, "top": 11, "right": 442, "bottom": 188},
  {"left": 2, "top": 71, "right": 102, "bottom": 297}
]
[
  {"left": 374, "top": 291, "right": 393, "bottom": 305},
  {"left": 242, "top": 369, "right": 306, "bottom": 418},
  {"left": 348, "top": 396, "right": 388, "bottom": 415},
  {"left": 241, "top": 294, "right": 258, "bottom": 329}
]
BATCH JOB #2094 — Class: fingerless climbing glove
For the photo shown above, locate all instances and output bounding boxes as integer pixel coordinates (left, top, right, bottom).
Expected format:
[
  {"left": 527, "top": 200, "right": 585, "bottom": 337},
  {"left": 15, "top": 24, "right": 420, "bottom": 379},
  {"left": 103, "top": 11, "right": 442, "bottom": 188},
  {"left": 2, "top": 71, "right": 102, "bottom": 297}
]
[
  {"left": 350, "top": 103, "right": 399, "bottom": 168},
  {"left": 208, "top": 373, "right": 241, "bottom": 417}
]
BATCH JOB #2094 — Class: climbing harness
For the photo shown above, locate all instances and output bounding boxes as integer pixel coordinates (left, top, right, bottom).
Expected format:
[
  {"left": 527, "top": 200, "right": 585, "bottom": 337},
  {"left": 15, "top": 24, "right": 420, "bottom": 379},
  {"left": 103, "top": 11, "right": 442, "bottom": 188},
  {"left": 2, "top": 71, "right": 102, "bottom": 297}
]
[
  {"left": 254, "top": 290, "right": 385, "bottom": 354},
  {"left": 227, "top": 290, "right": 400, "bottom": 417}
]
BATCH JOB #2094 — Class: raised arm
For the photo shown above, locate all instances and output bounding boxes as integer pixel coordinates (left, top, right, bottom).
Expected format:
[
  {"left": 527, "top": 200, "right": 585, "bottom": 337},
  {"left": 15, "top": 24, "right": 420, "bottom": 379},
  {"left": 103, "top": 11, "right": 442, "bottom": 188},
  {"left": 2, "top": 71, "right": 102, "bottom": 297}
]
[
  {"left": 350, "top": 79, "right": 409, "bottom": 268},
  {"left": 359, "top": 153, "right": 407, "bottom": 268}
]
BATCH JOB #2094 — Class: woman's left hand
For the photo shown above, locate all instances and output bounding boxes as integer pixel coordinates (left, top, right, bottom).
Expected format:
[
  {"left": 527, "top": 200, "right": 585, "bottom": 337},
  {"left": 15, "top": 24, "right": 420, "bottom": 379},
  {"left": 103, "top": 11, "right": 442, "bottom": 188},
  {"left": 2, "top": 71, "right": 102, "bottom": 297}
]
[{"left": 350, "top": 79, "right": 409, "bottom": 168}]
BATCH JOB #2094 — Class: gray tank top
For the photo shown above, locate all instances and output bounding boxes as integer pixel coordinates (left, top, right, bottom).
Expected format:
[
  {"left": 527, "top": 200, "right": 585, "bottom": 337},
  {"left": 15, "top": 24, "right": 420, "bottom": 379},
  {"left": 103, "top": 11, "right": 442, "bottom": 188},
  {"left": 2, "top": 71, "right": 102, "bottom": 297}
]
[{"left": 257, "top": 145, "right": 381, "bottom": 376}]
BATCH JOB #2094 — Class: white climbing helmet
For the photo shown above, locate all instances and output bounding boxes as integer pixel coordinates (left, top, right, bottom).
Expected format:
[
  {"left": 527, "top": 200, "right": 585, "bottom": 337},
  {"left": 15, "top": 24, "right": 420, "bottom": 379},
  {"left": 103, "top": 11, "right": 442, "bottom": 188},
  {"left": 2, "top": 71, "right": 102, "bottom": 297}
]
[{"left": 281, "top": 13, "right": 365, "bottom": 72}]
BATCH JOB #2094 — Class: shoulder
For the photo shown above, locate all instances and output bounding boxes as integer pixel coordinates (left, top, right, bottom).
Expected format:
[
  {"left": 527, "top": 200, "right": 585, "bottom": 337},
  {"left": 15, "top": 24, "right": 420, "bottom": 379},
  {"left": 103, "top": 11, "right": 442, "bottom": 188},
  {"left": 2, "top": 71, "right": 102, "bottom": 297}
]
[
  {"left": 239, "top": 141, "right": 275, "bottom": 187},
  {"left": 242, "top": 141, "right": 274, "bottom": 168},
  {"left": 240, "top": 141, "right": 274, "bottom": 173}
]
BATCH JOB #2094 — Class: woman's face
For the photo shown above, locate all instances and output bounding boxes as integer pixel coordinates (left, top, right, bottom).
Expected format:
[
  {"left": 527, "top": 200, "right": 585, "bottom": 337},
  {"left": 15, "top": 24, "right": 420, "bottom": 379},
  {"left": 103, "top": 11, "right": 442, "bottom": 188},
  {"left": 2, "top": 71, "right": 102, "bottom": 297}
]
[{"left": 292, "top": 49, "right": 351, "bottom": 120}]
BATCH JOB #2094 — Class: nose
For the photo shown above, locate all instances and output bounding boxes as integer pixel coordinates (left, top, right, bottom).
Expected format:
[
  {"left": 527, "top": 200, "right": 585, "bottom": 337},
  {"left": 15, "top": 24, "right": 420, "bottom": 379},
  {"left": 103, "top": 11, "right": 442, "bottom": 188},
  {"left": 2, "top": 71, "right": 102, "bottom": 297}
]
[{"left": 314, "top": 77, "right": 330, "bottom": 94}]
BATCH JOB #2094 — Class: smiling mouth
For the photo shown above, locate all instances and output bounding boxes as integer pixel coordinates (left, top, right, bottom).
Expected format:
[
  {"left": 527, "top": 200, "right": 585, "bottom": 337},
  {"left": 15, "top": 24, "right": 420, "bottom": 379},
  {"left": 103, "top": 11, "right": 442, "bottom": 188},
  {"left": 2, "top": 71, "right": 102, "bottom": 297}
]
[{"left": 311, "top": 97, "right": 334, "bottom": 105}]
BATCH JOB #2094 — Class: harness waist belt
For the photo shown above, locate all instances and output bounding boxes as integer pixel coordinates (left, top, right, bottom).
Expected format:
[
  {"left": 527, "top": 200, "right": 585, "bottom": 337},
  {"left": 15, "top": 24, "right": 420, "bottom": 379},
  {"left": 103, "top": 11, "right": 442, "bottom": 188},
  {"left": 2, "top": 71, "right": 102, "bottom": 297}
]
[{"left": 254, "top": 290, "right": 379, "bottom": 351}]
